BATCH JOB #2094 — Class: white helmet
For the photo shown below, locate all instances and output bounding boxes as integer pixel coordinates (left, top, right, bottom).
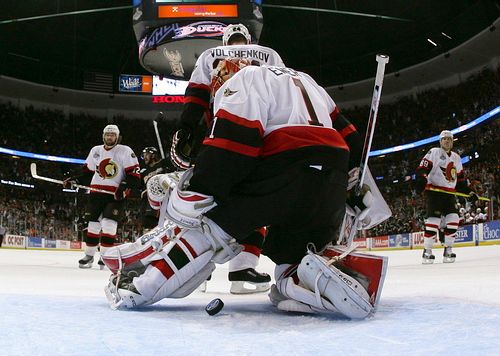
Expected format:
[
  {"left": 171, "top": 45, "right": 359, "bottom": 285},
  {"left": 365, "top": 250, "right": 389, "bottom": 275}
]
[
  {"left": 222, "top": 24, "right": 251, "bottom": 46},
  {"left": 103, "top": 124, "right": 120, "bottom": 137},
  {"left": 439, "top": 130, "right": 453, "bottom": 140},
  {"left": 103, "top": 124, "right": 120, "bottom": 147}
]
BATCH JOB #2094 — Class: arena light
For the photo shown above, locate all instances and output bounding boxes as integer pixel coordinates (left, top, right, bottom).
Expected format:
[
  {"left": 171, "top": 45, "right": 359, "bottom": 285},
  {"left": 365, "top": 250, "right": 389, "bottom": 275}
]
[
  {"left": 369, "top": 105, "right": 499, "bottom": 157},
  {"left": 1, "top": 106, "right": 497, "bottom": 164}
]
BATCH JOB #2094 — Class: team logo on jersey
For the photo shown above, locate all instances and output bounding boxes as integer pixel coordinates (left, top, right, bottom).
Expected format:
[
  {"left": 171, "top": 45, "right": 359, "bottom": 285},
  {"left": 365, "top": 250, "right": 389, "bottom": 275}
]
[
  {"left": 440, "top": 162, "right": 457, "bottom": 182},
  {"left": 223, "top": 88, "right": 238, "bottom": 96},
  {"left": 97, "top": 158, "right": 119, "bottom": 179}
]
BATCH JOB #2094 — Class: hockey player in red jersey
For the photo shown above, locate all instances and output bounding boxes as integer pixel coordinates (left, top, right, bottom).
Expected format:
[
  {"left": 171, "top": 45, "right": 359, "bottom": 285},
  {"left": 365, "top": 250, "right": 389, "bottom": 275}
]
[
  {"left": 101, "top": 64, "right": 389, "bottom": 319},
  {"left": 64, "top": 125, "right": 141, "bottom": 268},
  {"left": 170, "top": 24, "right": 284, "bottom": 294},
  {"left": 416, "top": 130, "right": 477, "bottom": 263}
]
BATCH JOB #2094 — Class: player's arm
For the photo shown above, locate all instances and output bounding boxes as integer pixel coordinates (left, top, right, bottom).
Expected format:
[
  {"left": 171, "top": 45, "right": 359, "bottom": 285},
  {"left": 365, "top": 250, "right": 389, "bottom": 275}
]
[
  {"left": 329, "top": 107, "right": 362, "bottom": 170},
  {"left": 115, "top": 149, "right": 142, "bottom": 200},
  {"left": 415, "top": 150, "right": 433, "bottom": 192},
  {"left": 171, "top": 53, "right": 213, "bottom": 169},
  {"left": 63, "top": 149, "right": 96, "bottom": 188}
]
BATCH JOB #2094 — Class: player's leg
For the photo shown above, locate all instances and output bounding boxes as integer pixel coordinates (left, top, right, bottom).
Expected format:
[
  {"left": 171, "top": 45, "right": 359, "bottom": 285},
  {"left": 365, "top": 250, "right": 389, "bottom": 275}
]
[
  {"left": 99, "top": 200, "right": 124, "bottom": 269},
  {"left": 79, "top": 194, "right": 106, "bottom": 268},
  {"left": 104, "top": 218, "right": 240, "bottom": 309},
  {"left": 422, "top": 192, "right": 441, "bottom": 264},
  {"left": 443, "top": 211, "right": 459, "bottom": 263},
  {"left": 228, "top": 227, "right": 271, "bottom": 294}
]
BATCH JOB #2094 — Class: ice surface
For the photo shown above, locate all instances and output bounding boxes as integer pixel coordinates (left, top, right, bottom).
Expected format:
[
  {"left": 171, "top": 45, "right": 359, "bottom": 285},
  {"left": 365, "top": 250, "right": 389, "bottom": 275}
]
[{"left": 1, "top": 245, "right": 500, "bottom": 355}]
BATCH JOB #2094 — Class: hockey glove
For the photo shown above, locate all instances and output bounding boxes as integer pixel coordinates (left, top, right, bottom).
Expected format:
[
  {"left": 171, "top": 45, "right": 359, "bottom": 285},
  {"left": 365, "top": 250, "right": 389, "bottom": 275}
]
[
  {"left": 62, "top": 177, "right": 78, "bottom": 189},
  {"left": 170, "top": 129, "right": 194, "bottom": 171},
  {"left": 468, "top": 192, "right": 479, "bottom": 203},
  {"left": 347, "top": 185, "right": 373, "bottom": 228},
  {"left": 114, "top": 182, "right": 130, "bottom": 201},
  {"left": 415, "top": 174, "right": 428, "bottom": 193}
]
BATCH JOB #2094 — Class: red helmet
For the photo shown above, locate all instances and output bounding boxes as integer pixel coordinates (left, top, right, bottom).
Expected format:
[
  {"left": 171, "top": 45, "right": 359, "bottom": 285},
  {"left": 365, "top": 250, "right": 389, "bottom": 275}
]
[{"left": 210, "top": 58, "right": 251, "bottom": 96}]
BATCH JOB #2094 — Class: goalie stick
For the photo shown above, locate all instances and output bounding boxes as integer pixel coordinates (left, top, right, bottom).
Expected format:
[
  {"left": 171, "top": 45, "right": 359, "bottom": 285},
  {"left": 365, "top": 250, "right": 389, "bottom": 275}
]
[
  {"left": 30, "top": 162, "right": 114, "bottom": 195},
  {"left": 340, "top": 54, "right": 389, "bottom": 247}
]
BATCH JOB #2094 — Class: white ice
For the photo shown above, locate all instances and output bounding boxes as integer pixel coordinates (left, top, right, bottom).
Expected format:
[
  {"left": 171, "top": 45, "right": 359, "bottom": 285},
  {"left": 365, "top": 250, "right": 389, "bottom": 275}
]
[{"left": 1, "top": 245, "right": 500, "bottom": 356}]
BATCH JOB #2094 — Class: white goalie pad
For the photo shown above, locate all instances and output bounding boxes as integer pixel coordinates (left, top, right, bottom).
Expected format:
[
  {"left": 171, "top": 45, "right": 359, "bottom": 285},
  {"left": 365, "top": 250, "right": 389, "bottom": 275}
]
[
  {"left": 297, "top": 253, "right": 373, "bottom": 319},
  {"left": 274, "top": 247, "right": 388, "bottom": 319},
  {"left": 101, "top": 224, "right": 174, "bottom": 274},
  {"left": 321, "top": 246, "right": 388, "bottom": 309}
]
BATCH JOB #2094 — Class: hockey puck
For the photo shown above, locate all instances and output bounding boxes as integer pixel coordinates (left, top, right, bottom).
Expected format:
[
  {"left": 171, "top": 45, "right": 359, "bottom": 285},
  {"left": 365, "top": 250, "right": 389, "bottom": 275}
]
[{"left": 205, "top": 298, "right": 224, "bottom": 316}]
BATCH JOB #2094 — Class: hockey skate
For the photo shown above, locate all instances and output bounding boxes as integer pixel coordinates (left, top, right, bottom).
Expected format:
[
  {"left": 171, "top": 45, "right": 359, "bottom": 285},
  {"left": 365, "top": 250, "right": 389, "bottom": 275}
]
[
  {"left": 78, "top": 255, "right": 94, "bottom": 269},
  {"left": 98, "top": 257, "right": 105, "bottom": 270},
  {"left": 443, "top": 247, "right": 456, "bottom": 263},
  {"left": 228, "top": 268, "right": 271, "bottom": 294},
  {"left": 422, "top": 249, "right": 435, "bottom": 264},
  {"left": 197, "top": 273, "right": 212, "bottom": 293}
]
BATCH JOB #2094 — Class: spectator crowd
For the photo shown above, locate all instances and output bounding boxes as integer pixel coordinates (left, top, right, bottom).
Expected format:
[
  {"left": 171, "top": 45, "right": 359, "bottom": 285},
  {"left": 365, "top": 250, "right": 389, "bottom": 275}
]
[{"left": 1, "top": 66, "right": 499, "bottom": 241}]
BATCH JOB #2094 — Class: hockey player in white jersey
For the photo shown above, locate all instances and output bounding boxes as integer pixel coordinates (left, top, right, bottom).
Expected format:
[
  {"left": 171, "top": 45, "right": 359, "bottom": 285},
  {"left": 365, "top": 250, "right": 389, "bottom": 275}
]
[
  {"left": 101, "top": 64, "right": 388, "bottom": 319},
  {"left": 170, "top": 24, "right": 284, "bottom": 294},
  {"left": 64, "top": 125, "right": 141, "bottom": 268},
  {"left": 416, "top": 130, "right": 477, "bottom": 263}
]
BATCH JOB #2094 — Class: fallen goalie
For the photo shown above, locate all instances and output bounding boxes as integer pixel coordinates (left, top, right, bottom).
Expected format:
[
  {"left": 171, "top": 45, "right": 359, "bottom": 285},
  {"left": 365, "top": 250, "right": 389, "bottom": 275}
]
[{"left": 102, "top": 170, "right": 388, "bottom": 319}]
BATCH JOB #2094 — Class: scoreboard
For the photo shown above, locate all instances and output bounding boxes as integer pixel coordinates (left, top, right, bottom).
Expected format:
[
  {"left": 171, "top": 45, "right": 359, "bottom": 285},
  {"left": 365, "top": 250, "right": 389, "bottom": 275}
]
[{"left": 133, "top": 0, "right": 263, "bottom": 79}]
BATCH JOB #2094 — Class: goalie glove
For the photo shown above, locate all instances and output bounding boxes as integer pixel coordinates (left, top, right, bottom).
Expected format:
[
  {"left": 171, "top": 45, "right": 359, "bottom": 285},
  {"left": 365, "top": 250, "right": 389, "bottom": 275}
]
[
  {"left": 165, "top": 168, "right": 217, "bottom": 228},
  {"left": 347, "top": 184, "right": 373, "bottom": 228}
]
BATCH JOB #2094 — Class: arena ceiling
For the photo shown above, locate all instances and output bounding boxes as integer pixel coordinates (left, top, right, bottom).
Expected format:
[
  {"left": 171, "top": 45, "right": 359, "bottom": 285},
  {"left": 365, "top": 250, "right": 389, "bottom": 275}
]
[{"left": 1, "top": 0, "right": 499, "bottom": 90}]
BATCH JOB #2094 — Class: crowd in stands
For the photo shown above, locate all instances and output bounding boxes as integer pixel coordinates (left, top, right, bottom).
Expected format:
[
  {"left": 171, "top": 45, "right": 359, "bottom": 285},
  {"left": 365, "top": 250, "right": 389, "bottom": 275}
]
[{"left": 0, "top": 66, "right": 498, "bottom": 241}]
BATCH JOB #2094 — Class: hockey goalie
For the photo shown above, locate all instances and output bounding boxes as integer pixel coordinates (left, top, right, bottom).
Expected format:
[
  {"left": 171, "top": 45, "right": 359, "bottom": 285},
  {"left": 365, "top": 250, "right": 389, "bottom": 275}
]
[{"left": 102, "top": 63, "right": 390, "bottom": 319}]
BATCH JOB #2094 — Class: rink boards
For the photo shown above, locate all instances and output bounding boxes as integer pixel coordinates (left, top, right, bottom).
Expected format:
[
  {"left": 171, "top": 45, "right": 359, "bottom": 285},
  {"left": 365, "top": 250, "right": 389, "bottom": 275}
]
[{"left": 2, "top": 220, "right": 500, "bottom": 251}]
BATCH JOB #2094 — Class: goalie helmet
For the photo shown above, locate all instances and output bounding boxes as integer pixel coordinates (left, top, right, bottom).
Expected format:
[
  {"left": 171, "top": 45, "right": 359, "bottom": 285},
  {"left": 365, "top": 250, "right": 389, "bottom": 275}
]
[
  {"left": 210, "top": 58, "right": 251, "bottom": 96},
  {"left": 222, "top": 23, "right": 251, "bottom": 46}
]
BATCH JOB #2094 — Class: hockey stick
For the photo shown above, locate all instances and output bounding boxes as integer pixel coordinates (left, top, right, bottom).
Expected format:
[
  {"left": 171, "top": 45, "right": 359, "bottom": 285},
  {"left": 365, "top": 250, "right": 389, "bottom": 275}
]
[
  {"left": 30, "top": 163, "right": 114, "bottom": 195},
  {"left": 340, "top": 54, "right": 389, "bottom": 247},
  {"left": 427, "top": 187, "right": 490, "bottom": 201},
  {"left": 153, "top": 112, "right": 166, "bottom": 159},
  {"left": 358, "top": 54, "right": 390, "bottom": 189}
]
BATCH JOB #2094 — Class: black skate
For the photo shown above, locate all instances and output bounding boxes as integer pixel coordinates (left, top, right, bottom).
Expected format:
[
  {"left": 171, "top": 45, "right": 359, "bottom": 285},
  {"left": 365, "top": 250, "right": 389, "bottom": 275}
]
[
  {"left": 98, "top": 258, "right": 105, "bottom": 270},
  {"left": 422, "top": 249, "right": 435, "bottom": 265},
  {"left": 78, "top": 255, "right": 94, "bottom": 269},
  {"left": 443, "top": 247, "right": 456, "bottom": 263},
  {"left": 228, "top": 268, "right": 271, "bottom": 294}
]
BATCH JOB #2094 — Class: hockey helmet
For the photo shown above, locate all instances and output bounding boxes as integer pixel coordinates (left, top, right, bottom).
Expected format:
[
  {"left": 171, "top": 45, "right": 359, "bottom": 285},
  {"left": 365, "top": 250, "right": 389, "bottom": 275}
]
[
  {"left": 222, "top": 24, "right": 251, "bottom": 46},
  {"left": 103, "top": 124, "right": 120, "bottom": 147},
  {"left": 439, "top": 130, "right": 453, "bottom": 140},
  {"left": 210, "top": 58, "right": 251, "bottom": 96},
  {"left": 141, "top": 146, "right": 159, "bottom": 160}
]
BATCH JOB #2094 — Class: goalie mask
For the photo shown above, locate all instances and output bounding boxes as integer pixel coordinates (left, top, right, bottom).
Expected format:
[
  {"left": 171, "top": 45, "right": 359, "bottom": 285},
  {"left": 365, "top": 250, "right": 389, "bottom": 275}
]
[
  {"left": 210, "top": 58, "right": 251, "bottom": 96},
  {"left": 222, "top": 23, "right": 251, "bottom": 46}
]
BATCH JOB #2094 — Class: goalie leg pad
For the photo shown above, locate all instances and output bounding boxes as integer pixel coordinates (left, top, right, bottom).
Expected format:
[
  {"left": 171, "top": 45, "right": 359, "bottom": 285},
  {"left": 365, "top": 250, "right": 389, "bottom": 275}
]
[
  {"left": 101, "top": 224, "right": 172, "bottom": 274},
  {"left": 297, "top": 253, "right": 373, "bottom": 319}
]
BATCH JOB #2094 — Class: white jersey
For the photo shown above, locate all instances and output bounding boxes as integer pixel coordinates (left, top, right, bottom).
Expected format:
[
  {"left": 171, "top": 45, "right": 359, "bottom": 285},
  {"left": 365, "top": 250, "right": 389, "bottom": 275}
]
[
  {"left": 190, "top": 44, "right": 284, "bottom": 89},
  {"left": 210, "top": 65, "right": 345, "bottom": 157},
  {"left": 84, "top": 144, "right": 140, "bottom": 193},
  {"left": 418, "top": 147, "right": 463, "bottom": 192}
]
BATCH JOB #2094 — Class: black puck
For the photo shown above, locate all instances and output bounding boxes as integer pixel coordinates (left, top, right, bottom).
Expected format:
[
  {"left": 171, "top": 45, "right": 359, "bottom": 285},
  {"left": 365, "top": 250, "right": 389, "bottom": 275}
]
[{"left": 205, "top": 298, "right": 224, "bottom": 316}]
